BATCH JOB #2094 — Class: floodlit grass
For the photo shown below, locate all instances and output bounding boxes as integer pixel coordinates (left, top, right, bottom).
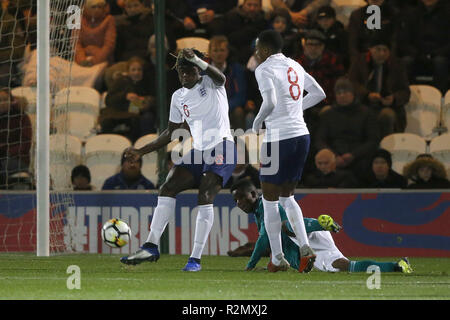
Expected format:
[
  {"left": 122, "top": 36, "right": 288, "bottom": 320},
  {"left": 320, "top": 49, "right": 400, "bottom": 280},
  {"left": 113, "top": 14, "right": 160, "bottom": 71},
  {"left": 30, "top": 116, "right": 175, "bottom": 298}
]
[{"left": 0, "top": 253, "right": 449, "bottom": 300}]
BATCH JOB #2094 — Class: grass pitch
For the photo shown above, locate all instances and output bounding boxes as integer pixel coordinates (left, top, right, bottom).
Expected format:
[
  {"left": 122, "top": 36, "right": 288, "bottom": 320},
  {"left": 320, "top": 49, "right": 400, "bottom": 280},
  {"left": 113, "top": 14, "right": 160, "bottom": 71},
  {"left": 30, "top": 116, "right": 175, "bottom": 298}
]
[{"left": 0, "top": 253, "right": 449, "bottom": 300}]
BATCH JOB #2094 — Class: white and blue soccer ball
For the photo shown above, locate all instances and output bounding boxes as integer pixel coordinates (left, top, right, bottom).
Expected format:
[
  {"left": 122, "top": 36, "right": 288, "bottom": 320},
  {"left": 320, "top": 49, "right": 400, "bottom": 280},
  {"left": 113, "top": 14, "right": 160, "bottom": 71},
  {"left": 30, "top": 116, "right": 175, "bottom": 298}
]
[{"left": 101, "top": 219, "right": 131, "bottom": 248}]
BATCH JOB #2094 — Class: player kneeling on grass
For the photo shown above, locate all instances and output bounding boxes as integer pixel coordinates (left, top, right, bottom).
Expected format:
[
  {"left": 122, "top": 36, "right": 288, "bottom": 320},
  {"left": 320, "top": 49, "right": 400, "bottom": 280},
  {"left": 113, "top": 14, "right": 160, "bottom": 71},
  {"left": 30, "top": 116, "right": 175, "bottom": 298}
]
[
  {"left": 120, "top": 48, "right": 237, "bottom": 272},
  {"left": 230, "top": 179, "right": 413, "bottom": 273}
]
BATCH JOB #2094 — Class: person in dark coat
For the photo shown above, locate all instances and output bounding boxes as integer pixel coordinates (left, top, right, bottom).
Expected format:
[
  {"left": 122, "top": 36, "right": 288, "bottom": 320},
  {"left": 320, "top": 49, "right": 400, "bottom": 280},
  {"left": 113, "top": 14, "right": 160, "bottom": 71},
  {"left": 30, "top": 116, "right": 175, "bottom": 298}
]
[
  {"left": 403, "top": 154, "right": 450, "bottom": 189},
  {"left": 102, "top": 150, "right": 155, "bottom": 190},
  {"left": 166, "top": 0, "right": 238, "bottom": 38},
  {"left": 301, "top": 148, "right": 358, "bottom": 188},
  {"left": 114, "top": 0, "right": 177, "bottom": 62},
  {"left": 0, "top": 88, "right": 32, "bottom": 189},
  {"left": 215, "top": 0, "right": 267, "bottom": 65},
  {"left": 347, "top": 0, "right": 399, "bottom": 61},
  {"left": 310, "top": 5, "right": 348, "bottom": 66},
  {"left": 396, "top": 0, "right": 449, "bottom": 94},
  {"left": 348, "top": 34, "right": 410, "bottom": 138},
  {"left": 359, "top": 148, "right": 407, "bottom": 188},
  {"left": 315, "top": 77, "right": 379, "bottom": 178},
  {"left": 269, "top": 8, "right": 301, "bottom": 58}
]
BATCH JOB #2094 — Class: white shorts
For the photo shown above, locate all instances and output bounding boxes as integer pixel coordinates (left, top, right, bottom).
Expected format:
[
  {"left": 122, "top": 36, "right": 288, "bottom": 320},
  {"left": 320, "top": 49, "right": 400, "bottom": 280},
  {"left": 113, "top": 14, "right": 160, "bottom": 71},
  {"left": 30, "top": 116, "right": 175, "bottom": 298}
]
[{"left": 291, "top": 231, "right": 347, "bottom": 272}]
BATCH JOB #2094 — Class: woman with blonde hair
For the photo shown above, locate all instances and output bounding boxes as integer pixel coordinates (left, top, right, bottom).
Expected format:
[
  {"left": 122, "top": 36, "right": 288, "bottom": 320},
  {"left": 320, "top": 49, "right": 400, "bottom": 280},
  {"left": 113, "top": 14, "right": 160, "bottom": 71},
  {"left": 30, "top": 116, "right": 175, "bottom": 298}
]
[{"left": 75, "top": 0, "right": 116, "bottom": 66}]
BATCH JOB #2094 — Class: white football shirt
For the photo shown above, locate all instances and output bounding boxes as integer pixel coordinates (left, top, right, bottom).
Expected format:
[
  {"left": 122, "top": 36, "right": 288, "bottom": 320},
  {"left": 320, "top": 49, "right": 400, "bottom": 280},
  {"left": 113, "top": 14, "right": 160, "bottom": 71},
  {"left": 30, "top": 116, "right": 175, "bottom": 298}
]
[
  {"left": 169, "top": 75, "right": 233, "bottom": 151},
  {"left": 255, "top": 53, "right": 323, "bottom": 142}
]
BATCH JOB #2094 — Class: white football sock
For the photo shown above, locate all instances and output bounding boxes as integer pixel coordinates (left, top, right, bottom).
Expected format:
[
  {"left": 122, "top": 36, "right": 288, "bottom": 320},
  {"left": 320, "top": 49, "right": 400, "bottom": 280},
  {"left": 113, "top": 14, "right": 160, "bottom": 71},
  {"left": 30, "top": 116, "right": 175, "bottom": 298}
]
[
  {"left": 191, "top": 204, "right": 214, "bottom": 260},
  {"left": 262, "top": 197, "right": 283, "bottom": 265},
  {"left": 146, "top": 196, "right": 176, "bottom": 246},
  {"left": 279, "top": 196, "right": 309, "bottom": 248}
]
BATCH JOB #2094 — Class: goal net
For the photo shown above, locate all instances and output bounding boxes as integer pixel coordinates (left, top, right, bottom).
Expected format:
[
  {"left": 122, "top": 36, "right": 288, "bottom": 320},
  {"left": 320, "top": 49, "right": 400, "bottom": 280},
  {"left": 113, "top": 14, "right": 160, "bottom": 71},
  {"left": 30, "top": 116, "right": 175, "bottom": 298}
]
[{"left": 0, "top": 0, "right": 85, "bottom": 253}]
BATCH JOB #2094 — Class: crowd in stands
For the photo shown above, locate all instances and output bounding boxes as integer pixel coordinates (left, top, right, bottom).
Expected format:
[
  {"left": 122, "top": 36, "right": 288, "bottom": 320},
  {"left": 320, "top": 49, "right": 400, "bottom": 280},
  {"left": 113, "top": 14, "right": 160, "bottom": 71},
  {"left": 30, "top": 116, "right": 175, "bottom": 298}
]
[{"left": 0, "top": 0, "right": 449, "bottom": 190}]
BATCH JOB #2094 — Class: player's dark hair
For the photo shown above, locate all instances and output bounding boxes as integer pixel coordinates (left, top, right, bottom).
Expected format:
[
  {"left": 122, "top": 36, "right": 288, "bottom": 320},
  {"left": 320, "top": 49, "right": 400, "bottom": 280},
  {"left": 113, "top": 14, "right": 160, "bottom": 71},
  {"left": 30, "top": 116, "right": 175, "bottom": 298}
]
[
  {"left": 71, "top": 165, "right": 91, "bottom": 183},
  {"left": 121, "top": 150, "right": 143, "bottom": 166},
  {"left": 172, "top": 48, "right": 205, "bottom": 70},
  {"left": 230, "top": 178, "right": 256, "bottom": 194},
  {"left": 257, "top": 29, "right": 284, "bottom": 53}
]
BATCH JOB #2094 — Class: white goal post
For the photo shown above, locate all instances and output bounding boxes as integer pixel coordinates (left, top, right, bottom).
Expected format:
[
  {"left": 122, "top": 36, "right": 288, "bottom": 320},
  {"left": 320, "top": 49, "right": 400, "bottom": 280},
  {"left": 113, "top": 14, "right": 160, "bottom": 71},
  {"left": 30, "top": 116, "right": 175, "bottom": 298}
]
[{"left": 36, "top": 0, "right": 51, "bottom": 257}]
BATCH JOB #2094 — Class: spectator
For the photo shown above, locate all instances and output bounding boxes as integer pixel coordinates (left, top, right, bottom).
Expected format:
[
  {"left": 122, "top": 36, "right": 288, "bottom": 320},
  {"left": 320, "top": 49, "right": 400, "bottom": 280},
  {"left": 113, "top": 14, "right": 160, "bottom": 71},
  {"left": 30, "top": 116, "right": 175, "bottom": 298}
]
[
  {"left": 208, "top": 35, "right": 248, "bottom": 130},
  {"left": 0, "top": 88, "right": 32, "bottom": 189},
  {"left": 397, "top": 0, "right": 449, "bottom": 94},
  {"left": 349, "top": 34, "right": 410, "bottom": 138},
  {"left": 359, "top": 148, "right": 407, "bottom": 188},
  {"left": 218, "top": 0, "right": 267, "bottom": 65},
  {"left": 15, "top": 0, "right": 37, "bottom": 51},
  {"left": 71, "top": 165, "right": 94, "bottom": 191},
  {"left": 75, "top": 0, "right": 116, "bottom": 67},
  {"left": 0, "top": 4, "right": 25, "bottom": 87},
  {"left": 296, "top": 29, "right": 345, "bottom": 144},
  {"left": 102, "top": 56, "right": 156, "bottom": 142},
  {"left": 166, "top": 0, "right": 238, "bottom": 38},
  {"left": 301, "top": 148, "right": 358, "bottom": 188},
  {"left": 114, "top": 0, "right": 177, "bottom": 62},
  {"left": 102, "top": 150, "right": 155, "bottom": 190},
  {"left": 311, "top": 5, "right": 348, "bottom": 66},
  {"left": 270, "top": 8, "right": 300, "bottom": 58},
  {"left": 296, "top": 29, "right": 345, "bottom": 106},
  {"left": 146, "top": 34, "right": 180, "bottom": 98},
  {"left": 270, "top": 0, "right": 331, "bottom": 28},
  {"left": 315, "top": 77, "right": 379, "bottom": 177},
  {"left": 114, "top": 0, "right": 155, "bottom": 61},
  {"left": 347, "top": 0, "right": 398, "bottom": 61},
  {"left": 403, "top": 154, "right": 450, "bottom": 189}
]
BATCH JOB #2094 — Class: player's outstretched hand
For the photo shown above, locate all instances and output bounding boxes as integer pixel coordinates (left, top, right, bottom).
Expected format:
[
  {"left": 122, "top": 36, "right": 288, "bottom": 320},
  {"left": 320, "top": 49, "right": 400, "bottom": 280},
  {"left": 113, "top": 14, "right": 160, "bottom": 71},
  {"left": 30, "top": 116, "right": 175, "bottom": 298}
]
[{"left": 123, "top": 147, "right": 142, "bottom": 163}]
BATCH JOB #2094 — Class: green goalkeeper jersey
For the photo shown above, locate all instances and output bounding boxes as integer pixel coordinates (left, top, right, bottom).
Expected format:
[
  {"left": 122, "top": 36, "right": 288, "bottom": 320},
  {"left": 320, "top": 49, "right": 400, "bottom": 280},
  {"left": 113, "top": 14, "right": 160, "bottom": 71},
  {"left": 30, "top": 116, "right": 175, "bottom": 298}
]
[{"left": 246, "top": 197, "right": 324, "bottom": 270}]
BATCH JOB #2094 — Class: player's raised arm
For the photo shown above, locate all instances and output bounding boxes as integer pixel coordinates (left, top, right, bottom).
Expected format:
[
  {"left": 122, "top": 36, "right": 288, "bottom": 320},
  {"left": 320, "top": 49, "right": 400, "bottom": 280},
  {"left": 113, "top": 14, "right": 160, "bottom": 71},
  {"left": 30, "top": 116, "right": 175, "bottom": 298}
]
[
  {"left": 302, "top": 72, "right": 326, "bottom": 110},
  {"left": 181, "top": 48, "right": 226, "bottom": 86}
]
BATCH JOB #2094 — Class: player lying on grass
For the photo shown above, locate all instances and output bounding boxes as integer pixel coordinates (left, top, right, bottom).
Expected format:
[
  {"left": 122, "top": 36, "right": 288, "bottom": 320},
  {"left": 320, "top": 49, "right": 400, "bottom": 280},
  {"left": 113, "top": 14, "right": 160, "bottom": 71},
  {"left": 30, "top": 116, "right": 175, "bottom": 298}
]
[
  {"left": 230, "top": 179, "right": 413, "bottom": 273},
  {"left": 121, "top": 48, "right": 237, "bottom": 272}
]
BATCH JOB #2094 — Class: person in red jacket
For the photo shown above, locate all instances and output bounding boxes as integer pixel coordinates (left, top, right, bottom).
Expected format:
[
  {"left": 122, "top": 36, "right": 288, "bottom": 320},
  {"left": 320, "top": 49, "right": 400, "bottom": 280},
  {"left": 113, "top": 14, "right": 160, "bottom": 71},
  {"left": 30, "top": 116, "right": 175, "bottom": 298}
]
[{"left": 0, "top": 88, "right": 32, "bottom": 189}]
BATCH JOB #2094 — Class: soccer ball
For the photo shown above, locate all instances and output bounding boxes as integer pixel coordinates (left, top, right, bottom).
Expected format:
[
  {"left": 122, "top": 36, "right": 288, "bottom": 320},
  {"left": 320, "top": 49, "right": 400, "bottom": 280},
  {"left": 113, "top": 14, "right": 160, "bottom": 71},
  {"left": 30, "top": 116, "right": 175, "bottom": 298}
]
[{"left": 101, "top": 219, "right": 131, "bottom": 248}]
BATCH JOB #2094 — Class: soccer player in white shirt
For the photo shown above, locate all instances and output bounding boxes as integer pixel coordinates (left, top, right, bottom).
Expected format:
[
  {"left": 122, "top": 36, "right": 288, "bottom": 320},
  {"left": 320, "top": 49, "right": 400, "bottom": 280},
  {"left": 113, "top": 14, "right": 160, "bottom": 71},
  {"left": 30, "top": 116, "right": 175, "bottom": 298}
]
[
  {"left": 252, "top": 30, "right": 326, "bottom": 272},
  {"left": 120, "top": 48, "right": 237, "bottom": 272}
]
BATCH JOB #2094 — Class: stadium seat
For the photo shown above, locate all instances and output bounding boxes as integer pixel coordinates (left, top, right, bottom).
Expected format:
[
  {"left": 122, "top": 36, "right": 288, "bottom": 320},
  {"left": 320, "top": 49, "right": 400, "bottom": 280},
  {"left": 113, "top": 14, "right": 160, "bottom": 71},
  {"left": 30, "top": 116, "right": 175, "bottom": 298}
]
[
  {"left": 430, "top": 133, "right": 450, "bottom": 177},
  {"left": 134, "top": 134, "right": 159, "bottom": 184},
  {"left": 331, "top": 0, "right": 366, "bottom": 27},
  {"left": 443, "top": 89, "right": 450, "bottom": 129},
  {"left": 54, "top": 112, "right": 97, "bottom": 141},
  {"left": 49, "top": 134, "right": 83, "bottom": 189},
  {"left": 54, "top": 86, "right": 101, "bottom": 116},
  {"left": 11, "top": 86, "right": 37, "bottom": 114},
  {"left": 404, "top": 85, "right": 442, "bottom": 138},
  {"left": 379, "top": 133, "right": 427, "bottom": 174},
  {"left": 176, "top": 37, "right": 210, "bottom": 54},
  {"left": 85, "top": 134, "right": 132, "bottom": 190}
]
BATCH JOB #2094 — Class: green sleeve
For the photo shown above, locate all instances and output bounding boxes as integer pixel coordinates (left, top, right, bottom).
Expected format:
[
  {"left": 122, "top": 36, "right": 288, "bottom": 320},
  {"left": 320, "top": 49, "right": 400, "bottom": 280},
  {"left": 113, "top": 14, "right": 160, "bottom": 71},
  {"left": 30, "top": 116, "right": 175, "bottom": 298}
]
[
  {"left": 246, "top": 230, "right": 270, "bottom": 269},
  {"left": 247, "top": 203, "right": 270, "bottom": 269},
  {"left": 304, "top": 218, "right": 325, "bottom": 233}
]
